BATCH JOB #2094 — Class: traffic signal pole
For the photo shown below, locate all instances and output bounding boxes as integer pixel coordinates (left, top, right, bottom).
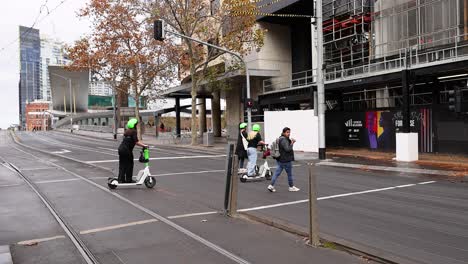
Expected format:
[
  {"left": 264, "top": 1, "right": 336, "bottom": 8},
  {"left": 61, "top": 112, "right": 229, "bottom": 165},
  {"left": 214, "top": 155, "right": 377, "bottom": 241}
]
[{"left": 154, "top": 20, "right": 252, "bottom": 130}]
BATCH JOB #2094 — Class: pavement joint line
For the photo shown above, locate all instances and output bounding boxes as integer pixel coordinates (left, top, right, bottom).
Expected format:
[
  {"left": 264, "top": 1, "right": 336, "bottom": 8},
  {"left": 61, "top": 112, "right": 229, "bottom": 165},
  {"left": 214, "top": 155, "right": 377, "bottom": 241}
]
[
  {"left": 169, "top": 180, "right": 437, "bottom": 218},
  {"left": 20, "top": 167, "right": 58, "bottom": 171},
  {"left": 36, "top": 178, "right": 81, "bottom": 184},
  {"left": 79, "top": 219, "right": 158, "bottom": 235},
  {"left": 11, "top": 135, "right": 251, "bottom": 264},
  {"left": 17, "top": 235, "right": 66, "bottom": 245},
  {"left": 86, "top": 154, "right": 227, "bottom": 164},
  {"left": 318, "top": 161, "right": 456, "bottom": 176}
]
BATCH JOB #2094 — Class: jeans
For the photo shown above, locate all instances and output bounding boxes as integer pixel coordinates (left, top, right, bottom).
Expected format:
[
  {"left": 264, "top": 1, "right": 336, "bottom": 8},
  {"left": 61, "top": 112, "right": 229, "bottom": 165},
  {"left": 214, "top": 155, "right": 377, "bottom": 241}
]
[
  {"left": 247, "top": 147, "right": 257, "bottom": 176},
  {"left": 239, "top": 158, "right": 245, "bottom": 169},
  {"left": 271, "top": 161, "right": 293, "bottom": 187}
]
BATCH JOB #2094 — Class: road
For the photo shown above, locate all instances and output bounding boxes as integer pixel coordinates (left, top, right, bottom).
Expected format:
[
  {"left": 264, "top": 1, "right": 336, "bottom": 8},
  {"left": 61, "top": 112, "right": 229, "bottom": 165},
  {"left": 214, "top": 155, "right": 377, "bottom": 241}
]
[
  {"left": 0, "top": 130, "right": 363, "bottom": 264},
  {"left": 2, "top": 130, "right": 468, "bottom": 264}
]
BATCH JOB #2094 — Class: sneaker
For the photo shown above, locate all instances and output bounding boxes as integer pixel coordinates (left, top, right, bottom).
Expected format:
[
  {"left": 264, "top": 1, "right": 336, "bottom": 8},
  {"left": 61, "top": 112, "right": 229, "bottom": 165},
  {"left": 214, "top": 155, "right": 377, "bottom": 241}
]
[
  {"left": 267, "top": 185, "right": 276, "bottom": 192},
  {"left": 288, "top": 186, "right": 300, "bottom": 192}
]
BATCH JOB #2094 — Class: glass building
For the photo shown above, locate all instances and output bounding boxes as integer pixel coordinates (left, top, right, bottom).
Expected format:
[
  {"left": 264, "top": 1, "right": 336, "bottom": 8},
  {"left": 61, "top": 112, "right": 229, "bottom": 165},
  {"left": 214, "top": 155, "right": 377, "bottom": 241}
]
[{"left": 19, "top": 26, "right": 41, "bottom": 128}]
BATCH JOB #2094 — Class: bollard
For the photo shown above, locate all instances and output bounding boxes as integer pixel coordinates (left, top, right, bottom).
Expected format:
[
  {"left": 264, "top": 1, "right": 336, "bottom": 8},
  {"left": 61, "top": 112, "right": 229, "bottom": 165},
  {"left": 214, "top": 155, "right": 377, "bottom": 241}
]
[
  {"left": 228, "top": 155, "right": 239, "bottom": 216},
  {"left": 308, "top": 163, "right": 321, "bottom": 247},
  {"left": 224, "top": 144, "right": 235, "bottom": 214}
]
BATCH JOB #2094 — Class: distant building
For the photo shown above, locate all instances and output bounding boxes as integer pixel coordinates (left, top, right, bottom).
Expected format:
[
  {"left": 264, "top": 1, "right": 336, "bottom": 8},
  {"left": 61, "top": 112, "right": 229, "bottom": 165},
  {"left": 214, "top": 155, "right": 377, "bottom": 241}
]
[
  {"left": 25, "top": 101, "right": 51, "bottom": 131},
  {"left": 40, "top": 36, "right": 69, "bottom": 101},
  {"left": 89, "top": 81, "right": 113, "bottom": 96},
  {"left": 19, "top": 26, "right": 41, "bottom": 128}
]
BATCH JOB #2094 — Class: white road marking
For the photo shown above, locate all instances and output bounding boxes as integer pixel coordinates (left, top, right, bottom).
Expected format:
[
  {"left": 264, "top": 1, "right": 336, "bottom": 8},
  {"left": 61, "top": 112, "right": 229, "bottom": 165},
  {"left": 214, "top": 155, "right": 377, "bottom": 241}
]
[
  {"left": 86, "top": 155, "right": 227, "bottom": 164},
  {"left": 154, "top": 170, "right": 225, "bottom": 177},
  {"left": 0, "top": 183, "right": 22, "bottom": 188},
  {"left": 36, "top": 178, "right": 80, "bottom": 184},
  {"left": 51, "top": 149, "right": 71, "bottom": 154},
  {"left": 167, "top": 180, "right": 437, "bottom": 219},
  {"left": 17, "top": 235, "right": 66, "bottom": 245},
  {"left": 79, "top": 219, "right": 158, "bottom": 235},
  {"left": 21, "top": 167, "right": 57, "bottom": 171},
  {"left": 418, "top": 181, "right": 437, "bottom": 185},
  {"left": 168, "top": 211, "right": 219, "bottom": 219}
]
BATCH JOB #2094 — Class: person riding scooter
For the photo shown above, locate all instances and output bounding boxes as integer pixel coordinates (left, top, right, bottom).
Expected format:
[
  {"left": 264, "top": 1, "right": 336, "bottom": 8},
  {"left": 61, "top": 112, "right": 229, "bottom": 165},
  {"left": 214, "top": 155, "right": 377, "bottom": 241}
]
[
  {"left": 246, "top": 124, "right": 265, "bottom": 177},
  {"left": 118, "top": 118, "right": 149, "bottom": 183}
]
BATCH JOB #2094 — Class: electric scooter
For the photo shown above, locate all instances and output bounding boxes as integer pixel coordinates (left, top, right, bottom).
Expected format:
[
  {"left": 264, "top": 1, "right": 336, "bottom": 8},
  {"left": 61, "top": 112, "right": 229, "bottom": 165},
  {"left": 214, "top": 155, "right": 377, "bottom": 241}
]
[
  {"left": 107, "top": 146, "right": 156, "bottom": 189},
  {"left": 239, "top": 144, "right": 272, "bottom": 183}
]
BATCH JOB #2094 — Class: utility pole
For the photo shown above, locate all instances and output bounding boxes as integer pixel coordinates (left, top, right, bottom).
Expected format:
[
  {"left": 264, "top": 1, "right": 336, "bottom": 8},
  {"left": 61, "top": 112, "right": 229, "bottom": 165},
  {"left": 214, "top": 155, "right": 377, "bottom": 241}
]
[{"left": 316, "top": 0, "right": 327, "bottom": 160}]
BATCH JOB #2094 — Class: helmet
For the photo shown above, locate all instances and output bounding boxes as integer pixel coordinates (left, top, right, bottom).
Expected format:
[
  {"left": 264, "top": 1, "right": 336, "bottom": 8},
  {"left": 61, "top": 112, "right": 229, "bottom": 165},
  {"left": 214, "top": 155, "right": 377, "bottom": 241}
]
[
  {"left": 252, "top": 124, "right": 261, "bottom": 132},
  {"left": 239, "top": 123, "right": 247, "bottom": 129},
  {"left": 127, "top": 118, "right": 138, "bottom": 129}
]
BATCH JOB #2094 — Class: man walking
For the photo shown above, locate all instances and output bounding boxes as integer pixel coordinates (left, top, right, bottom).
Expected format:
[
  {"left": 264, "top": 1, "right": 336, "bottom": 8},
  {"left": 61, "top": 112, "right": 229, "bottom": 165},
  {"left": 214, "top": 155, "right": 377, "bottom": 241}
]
[{"left": 268, "top": 127, "right": 300, "bottom": 192}]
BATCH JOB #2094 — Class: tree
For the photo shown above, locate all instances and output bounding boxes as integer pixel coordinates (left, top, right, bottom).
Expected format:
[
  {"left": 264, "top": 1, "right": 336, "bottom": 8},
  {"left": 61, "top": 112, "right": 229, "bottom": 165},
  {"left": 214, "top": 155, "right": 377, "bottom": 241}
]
[
  {"left": 150, "top": 0, "right": 265, "bottom": 145},
  {"left": 67, "top": 0, "right": 177, "bottom": 139}
]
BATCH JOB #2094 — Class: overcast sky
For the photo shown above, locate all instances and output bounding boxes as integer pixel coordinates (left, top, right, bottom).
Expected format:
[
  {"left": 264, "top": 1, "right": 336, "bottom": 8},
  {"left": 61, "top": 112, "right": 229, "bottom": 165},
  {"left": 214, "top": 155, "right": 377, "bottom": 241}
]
[{"left": 0, "top": 0, "right": 90, "bottom": 129}]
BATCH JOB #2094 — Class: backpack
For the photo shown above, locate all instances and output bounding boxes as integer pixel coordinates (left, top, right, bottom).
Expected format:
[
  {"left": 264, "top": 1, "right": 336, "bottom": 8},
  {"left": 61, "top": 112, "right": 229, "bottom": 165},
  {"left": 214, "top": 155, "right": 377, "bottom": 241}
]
[{"left": 270, "top": 137, "right": 281, "bottom": 159}]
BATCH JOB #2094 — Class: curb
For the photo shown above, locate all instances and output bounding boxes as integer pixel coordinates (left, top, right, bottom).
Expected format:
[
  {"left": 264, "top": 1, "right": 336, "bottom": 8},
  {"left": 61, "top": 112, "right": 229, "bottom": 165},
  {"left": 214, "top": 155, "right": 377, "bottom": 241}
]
[
  {"left": 0, "top": 245, "right": 13, "bottom": 264},
  {"left": 239, "top": 212, "right": 420, "bottom": 264}
]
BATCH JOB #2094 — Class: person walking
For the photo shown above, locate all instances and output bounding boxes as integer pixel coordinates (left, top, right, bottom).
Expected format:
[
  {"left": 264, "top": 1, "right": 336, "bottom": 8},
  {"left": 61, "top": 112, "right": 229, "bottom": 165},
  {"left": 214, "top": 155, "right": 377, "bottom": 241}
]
[
  {"left": 247, "top": 124, "right": 265, "bottom": 177},
  {"left": 236, "top": 123, "right": 248, "bottom": 169},
  {"left": 268, "top": 127, "right": 300, "bottom": 192},
  {"left": 118, "top": 118, "right": 148, "bottom": 183}
]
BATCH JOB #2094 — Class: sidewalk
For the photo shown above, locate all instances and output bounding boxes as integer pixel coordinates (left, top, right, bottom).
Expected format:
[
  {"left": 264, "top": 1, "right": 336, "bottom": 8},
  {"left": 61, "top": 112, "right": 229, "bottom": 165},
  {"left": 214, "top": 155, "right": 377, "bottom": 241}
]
[{"left": 328, "top": 147, "right": 468, "bottom": 176}]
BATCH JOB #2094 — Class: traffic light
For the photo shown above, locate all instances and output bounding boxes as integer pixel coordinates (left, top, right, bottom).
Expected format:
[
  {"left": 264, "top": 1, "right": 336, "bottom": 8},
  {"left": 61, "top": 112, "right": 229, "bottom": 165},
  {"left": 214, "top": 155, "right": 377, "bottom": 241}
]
[
  {"left": 154, "top": 20, "right": 165, "bottom": 41},
  {"left": 245, "top": 98, "right": 254, "bottom": 108},
  {"left": 448, "top": 87, "right": 462, "bottom": 113}
]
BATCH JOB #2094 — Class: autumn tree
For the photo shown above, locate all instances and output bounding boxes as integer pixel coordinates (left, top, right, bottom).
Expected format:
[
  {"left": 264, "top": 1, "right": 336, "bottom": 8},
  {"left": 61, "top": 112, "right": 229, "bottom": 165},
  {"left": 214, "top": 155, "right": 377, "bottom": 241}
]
[
  {"left": 149, "top": 0, "right": 264, "bottom": 145},
  {"left": 67, "top": 0, "right": 177, "bottom": 139}
]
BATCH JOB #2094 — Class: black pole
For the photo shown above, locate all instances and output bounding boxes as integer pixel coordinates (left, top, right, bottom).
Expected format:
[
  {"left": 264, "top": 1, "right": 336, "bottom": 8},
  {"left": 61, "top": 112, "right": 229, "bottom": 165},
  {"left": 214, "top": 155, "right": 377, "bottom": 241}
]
[
  {"left": 402, "top": 69, "right": 411, "bottom": 133},
  {"left": 224, "top": 143, "right": 234, "bottom": 213},
  {"left": 175, "top": 97, "right": 181, "bottom": 137}
]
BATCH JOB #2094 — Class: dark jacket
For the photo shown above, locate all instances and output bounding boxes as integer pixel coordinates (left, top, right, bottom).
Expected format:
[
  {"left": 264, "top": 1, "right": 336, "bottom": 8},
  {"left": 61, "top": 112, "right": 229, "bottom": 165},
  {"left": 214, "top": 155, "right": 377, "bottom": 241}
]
[
  {"left": 278, "top": 136, "right": 294, "bottom": 163},
  {"left": 236, "top": 130, "right": 248, "bottom": 159}
]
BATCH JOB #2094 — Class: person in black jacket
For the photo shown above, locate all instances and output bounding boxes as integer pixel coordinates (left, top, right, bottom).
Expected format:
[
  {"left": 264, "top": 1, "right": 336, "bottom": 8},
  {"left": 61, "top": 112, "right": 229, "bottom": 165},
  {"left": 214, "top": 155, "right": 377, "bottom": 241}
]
[
  {"left": 118, "top": 118, "right": 148, "bottom": 183},
  {"left": 267, "top": 127, "right": 300, "bottom": 192},
  {"left": 236, "top": 123, "right": 248, "bottom": 169}
]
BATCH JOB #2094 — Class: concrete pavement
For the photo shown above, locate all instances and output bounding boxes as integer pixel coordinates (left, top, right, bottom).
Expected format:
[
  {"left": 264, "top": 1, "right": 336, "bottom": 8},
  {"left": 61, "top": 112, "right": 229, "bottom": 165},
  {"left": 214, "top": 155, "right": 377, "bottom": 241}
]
[{"left": 1, "top": 130, "right": 365, "bottom": 264}]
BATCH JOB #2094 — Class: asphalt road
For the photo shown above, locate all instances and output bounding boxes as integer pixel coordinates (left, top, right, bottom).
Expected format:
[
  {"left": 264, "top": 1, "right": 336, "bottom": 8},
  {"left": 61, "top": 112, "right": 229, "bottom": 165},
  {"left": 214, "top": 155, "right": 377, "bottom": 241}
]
[
  {"left": 3, "top": 130, "right": 468, "bottom": 264},
  {"left": 1, "top": 130, "right": 364, "bottom": 264}
]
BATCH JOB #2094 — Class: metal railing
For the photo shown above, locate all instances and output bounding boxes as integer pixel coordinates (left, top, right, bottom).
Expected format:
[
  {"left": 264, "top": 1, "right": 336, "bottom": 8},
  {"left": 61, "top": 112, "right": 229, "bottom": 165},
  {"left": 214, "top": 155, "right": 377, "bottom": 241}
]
[{"left": 262, "top": 34, "right": 468, "bottom": 94}]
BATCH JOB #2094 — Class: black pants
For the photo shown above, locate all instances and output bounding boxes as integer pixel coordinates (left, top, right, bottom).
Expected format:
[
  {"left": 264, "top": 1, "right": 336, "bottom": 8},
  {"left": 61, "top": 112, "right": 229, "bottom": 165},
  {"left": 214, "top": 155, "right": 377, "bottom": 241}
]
[{"left": 118, "top": 148, "right": 134, "bottom": 183}]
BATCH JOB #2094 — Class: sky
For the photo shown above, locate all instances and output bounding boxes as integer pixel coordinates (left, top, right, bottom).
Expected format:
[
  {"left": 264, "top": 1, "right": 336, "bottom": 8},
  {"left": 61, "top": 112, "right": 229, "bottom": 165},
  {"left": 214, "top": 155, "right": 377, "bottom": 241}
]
[{"left": 0, "top": 0, "right": 90, "bottom": 129}]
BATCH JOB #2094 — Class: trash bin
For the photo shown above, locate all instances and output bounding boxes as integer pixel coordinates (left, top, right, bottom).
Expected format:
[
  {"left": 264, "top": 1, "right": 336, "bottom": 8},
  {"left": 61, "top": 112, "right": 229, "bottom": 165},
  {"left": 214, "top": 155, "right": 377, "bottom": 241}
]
[{"left": 204, "top": 132, "right": 214, "bottom": 146}]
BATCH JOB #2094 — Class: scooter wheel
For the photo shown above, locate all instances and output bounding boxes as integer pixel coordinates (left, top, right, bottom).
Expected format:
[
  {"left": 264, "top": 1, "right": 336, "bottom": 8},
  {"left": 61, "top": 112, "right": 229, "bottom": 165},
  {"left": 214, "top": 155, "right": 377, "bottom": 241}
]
[
  {"left": 144, "top": 176, "right": 156, "bottom": 188},
  {"left": 107, "top": 178, "right": 117, "bottom": 189},
  {"left": 240, "top": 176, "right": 247, "bottom": 183},
  {"left": 265, "top": 171, "right": 272, "bottom": 180}
]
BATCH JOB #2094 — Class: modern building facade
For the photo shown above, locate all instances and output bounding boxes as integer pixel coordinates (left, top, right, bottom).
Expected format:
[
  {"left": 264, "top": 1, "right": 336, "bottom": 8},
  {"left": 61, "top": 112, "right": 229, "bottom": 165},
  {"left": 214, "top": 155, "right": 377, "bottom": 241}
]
[
  {"left": 256, "top": 0, "right": 468, "bottom": 154},
  {"left": 19, "top": 26, "right": 41, "bottom": 128},
  {"left": 89, "top": 81, "right": 113, "bottom": 96},
  {"left": 40, "top": 36, "right": 69, "bottom": 101}
]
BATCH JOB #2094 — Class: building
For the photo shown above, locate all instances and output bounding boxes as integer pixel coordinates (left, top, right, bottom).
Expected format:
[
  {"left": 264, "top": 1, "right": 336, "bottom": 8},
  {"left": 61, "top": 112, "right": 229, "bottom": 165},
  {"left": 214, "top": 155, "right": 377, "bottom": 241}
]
[
  {"left": 25, "top": 101, "right": 51, "bottom": 131},
  {"left": 89, "top": 81, "right": 113, "bottom": 96},
  {"left": 19, "top": 26, "right": 41, "bottom": 128},
  {"left": 49, "top": 65, "right": 90, "bottom": 113},
  {"left": 40, "top": 36, "right": 69, "bottom": 101}
]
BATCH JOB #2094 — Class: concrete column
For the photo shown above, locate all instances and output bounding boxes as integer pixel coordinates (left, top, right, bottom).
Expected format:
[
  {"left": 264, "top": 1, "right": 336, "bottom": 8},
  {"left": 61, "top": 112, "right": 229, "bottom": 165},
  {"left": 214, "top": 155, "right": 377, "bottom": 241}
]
[
  {"left": 225, "top": 84, "right": 242, "bottom": 142},
  {"left": 198, "top": 98, "right": 207, "bottom": 133},
  {"left": 212, "top": 90, "right": 222, "bottom": 137}
]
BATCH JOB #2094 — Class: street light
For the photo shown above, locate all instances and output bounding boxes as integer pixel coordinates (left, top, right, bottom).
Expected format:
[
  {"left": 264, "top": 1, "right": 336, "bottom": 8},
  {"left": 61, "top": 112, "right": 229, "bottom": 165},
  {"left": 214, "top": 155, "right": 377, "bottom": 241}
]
[{"left": 50, "top": 72, "right": 74, "bottom": 132}]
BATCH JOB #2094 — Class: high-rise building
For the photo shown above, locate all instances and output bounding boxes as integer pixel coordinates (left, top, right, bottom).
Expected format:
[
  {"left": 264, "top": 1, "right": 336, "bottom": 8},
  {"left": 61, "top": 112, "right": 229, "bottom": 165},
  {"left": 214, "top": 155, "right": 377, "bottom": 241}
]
[
  {"left": 40, "top": 36, "right": 69, "bottom": 101},
  {"left": 19, "top": 26, "right": 41, "bottom": 128},
  {"left": 89, "top": 81, "right": 113, "bottom": 96}
]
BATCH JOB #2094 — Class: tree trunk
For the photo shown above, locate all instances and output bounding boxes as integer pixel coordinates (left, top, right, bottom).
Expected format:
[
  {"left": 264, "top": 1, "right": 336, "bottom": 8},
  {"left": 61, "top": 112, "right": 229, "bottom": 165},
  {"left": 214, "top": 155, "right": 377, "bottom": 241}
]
[{"left": 189, "top": 48, "right": 198, "bottom": 145}]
